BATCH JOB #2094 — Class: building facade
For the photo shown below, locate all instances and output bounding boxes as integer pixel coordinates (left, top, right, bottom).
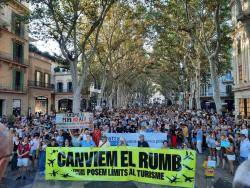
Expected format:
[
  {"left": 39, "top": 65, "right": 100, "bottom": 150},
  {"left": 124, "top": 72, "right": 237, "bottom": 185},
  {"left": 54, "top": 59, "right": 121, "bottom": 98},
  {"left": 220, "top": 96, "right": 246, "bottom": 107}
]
[
  {"left": 51, "top": 64, "right": 90, "bottom": 112},
  {"left": 52, "top": 65, "right": 74, "bottom": 112},
  {"left": 200, "top": 72, "right": 234, "bottom": 112},
  {"left": 28, "top": 52, "right": 54, "bottom": 114},
  {"left": 231, "top": 0, "right": 250, "bottom": 119},
  {"left": 0, "top": 1, "right": 29, "bottom": 116}
]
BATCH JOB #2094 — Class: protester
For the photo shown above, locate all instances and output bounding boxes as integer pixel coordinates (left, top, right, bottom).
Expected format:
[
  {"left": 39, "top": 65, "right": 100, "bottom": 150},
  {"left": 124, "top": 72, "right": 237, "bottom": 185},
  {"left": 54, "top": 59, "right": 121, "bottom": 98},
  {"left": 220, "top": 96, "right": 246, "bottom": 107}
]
[
  {"left": 69, "top": 129, "right": 80, "bottom": 147},
  {"left": 226, "top": 136, "right": 236, "bottom": 175},
  {"left": 16, "top": 136, "right": 31, "bottom": 180},
  {"left": 64, "top": 139, "right": 71, "bottom": 147},
  {"left": 162, "top": 140, "right": 168, "bottom": 149},
  {"left": 92, "top": 126, "right": 102, "bottom": 147},
  {"left": 80, "top": 135, "right": 96, "bottom": 147},
  {"left": 138, "top": 135, "right": 149, "bottom": 147},
  {"left": 118, "top": 137, "right": 127, "bottom": 146},
  {"left": 98, "top": 135, "right": 110, "bottom": 147},
  {"left": 239, "top": 133, "right": 250, "bottom": 163},
  {"left": 38, "top": 140, "right": 47, "bottom": 175},
  {"left": 2, "top": 105, "right": 249, "bottom": 186},
  {"left": 48, "top": 138, "right": 58, "bottom": 147},
  {"left": 196, "top": 126, "right": 203, "bottom": 154},
  {"left": 55, "top": 130, "right": 64, "bottom": 147},
  {"left": 30, "top": 134, "right": 40, "bottom": 171}
]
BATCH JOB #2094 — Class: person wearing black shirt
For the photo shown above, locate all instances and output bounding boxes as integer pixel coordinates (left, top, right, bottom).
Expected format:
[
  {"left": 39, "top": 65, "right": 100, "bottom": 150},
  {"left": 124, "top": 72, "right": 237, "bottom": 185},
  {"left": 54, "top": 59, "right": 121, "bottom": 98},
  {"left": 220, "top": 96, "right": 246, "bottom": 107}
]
[
  {"left": 116, "top": 124, "right": 124, "bottom": 133},
  {"left": 138, "top": 135, "right": 149, "bottom": 147}
]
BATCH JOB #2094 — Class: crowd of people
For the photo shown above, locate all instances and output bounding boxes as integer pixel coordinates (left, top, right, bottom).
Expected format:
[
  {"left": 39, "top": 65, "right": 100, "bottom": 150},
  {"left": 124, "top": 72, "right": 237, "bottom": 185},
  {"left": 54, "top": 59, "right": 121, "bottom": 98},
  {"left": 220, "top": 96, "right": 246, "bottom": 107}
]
[{"left": 0, "top": 106, "right": 250, "bottom": 183}]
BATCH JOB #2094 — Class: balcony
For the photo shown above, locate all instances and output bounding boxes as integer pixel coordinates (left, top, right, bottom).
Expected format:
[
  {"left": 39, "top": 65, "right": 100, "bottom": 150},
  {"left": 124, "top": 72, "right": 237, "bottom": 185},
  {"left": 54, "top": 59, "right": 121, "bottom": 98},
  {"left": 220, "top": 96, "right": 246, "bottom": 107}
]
[
  {"left": 28, "top": 81, "right": 54, "bottom": 90},
  {"left": 0, "top": 83, "right": 27, "bottom": 93},
  {"left": 0, "top": 51, "right": 29, "bottom": 68},
  {"left": 55, "top": 88, "right": 73, "bottom": 93}
]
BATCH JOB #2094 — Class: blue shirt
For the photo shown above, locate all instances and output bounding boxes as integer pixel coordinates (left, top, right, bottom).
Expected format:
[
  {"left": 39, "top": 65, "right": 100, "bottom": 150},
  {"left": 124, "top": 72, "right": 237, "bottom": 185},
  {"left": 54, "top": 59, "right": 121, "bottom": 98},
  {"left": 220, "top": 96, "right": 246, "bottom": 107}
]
[
  {"left": 56, "top": 136, "right": 64, "bottom": 147},
  {"left": 71, "top": 137, "right": 80, "bottom": 147},
  {"left": 206, "top": 136, "right": 216, "bottom": 148},
  {"left": 80, "top": 140, "right": 96, "bottom": 147},
  {"left": 196, "top": 129, "right": 203, "bottom": 142},
  {"left": 240, "top": 138, "right": 250, "bottom": 158}
]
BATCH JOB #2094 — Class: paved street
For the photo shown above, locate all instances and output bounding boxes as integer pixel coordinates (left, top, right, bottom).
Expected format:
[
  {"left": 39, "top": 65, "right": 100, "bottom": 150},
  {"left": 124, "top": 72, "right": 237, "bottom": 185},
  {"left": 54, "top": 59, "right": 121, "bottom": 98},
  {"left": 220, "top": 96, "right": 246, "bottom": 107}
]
[{"left": 1, "top": 154, "right": 233, "bottom": 188}]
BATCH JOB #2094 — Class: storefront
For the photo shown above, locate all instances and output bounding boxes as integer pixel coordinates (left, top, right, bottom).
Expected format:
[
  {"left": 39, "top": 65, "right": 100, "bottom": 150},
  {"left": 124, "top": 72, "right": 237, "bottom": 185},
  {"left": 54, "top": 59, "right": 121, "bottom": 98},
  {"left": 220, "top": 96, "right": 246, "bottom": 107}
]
[{"left": 35, "top": 96, "right": 48, "bottom": 114}]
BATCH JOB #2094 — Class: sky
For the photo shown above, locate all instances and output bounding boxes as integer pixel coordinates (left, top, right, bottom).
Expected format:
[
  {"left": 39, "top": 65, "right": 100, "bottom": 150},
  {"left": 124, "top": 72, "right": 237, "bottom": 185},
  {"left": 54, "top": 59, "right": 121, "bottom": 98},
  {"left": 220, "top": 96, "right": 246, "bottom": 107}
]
[{"left": 31, "top": 39, "right": 61, "bottom": 55}]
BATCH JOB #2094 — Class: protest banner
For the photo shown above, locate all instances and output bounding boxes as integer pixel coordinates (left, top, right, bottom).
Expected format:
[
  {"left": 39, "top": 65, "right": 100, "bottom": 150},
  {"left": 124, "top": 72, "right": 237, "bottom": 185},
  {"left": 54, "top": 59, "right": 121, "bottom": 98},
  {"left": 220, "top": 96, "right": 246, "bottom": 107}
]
[
  {"left": 46, "top": 147, "right": 196, "bottom": 188},
  {"left": 55, "top": 113, "right": 93, "bottom": 129},
  {"left": 106, "top": 133, "right": 167, "bottom": 148}
]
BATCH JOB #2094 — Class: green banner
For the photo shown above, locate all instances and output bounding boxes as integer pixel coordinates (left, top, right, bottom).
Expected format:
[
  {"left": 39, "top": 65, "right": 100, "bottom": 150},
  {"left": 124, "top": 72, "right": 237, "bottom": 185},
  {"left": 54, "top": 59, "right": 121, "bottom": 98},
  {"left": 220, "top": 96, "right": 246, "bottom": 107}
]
[{"left": 46, "top": 147, "right": 196, "bottom": 188}]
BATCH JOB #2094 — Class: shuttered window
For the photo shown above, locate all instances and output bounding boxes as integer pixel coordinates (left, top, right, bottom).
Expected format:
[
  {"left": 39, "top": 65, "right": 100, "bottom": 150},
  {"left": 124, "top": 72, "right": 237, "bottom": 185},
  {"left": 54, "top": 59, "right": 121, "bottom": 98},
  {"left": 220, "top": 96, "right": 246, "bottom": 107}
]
[
  {"left": 13, "top": 41, "right": 24, "bottom": 64},
  {"left": 11, "top": 12, "right": 24, "bottom": 37}
]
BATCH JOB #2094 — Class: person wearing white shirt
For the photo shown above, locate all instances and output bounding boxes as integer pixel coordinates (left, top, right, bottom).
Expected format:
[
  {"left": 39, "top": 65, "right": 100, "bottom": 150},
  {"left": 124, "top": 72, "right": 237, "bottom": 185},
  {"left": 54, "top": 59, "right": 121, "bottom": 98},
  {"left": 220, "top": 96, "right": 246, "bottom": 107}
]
[
  {"left": 240, "top": 133, "right": 250, "bottom": 164},
  {"left": 98, "top": 136, "right": 110, "bottom": 148},
  {"left": 240, "top": 125, "right": 248, "bottom": 138}
]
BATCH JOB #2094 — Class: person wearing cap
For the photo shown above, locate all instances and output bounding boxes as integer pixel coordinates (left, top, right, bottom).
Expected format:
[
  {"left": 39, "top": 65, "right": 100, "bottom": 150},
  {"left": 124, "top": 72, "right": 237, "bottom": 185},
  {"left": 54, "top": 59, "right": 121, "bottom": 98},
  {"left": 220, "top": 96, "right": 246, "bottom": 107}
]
[
  {"left": 239, "top": 133, "right": 250, "bottom": 164},
  {"left": 138, "top": 135, "right": 149, "bottom": 148}
]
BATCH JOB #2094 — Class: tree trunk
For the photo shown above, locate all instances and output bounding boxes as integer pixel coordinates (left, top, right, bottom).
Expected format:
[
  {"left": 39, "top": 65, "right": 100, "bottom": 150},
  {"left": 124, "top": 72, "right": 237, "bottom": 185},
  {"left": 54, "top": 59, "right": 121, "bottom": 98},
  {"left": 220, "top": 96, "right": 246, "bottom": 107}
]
[
  {"left": 189, "top": 77, "right": 195, "bottom": 110},
  {"left": 195, "top": 60, "right": 201, "bottom": 110},
  {"left": 72, "top": 89, "right": 81, "bottom": 113},
  {"left": 209, "top": 56, "right": 222, "bottom": 114},
  {"left": 109, "top": 83, "right": 116, "bottom": 109},
  {"left": 116, "top": 83, "right": 122, "bottom": 108},
  {"left": 69, "top": 60, "right": 82, "bottom": 113},
  {"left": 97, "top": 76, "right": 107, "bottom": 107}
]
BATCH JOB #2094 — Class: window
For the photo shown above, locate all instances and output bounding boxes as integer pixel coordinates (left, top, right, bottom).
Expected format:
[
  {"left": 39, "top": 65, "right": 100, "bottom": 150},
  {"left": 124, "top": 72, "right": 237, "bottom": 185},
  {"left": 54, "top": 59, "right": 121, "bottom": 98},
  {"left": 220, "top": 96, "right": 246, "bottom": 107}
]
[
  {"left": 237, "top": 37, "right": 241, "bottom": 55},
  {"left": 12, "top": 12, "right": 24, "bottom": 37},
  {"left": 247, "top": 98, "right": 250, "bottom": 118},
  {"left": 35, "top": 71, "right": 42, "bottom": 86},
  {"left": 239, "top": 99, "right": 244, "bottom": 117},
  {"left": 44, "top": 73, "right": 50, "bottom": 87},
  {"left": 12, "top": 70, "right": 24, "bottom": 91},
  {"left": 57, "top": 82, "right": 63, "bottom": 92},
  {"left": 238, "top": 64, "right": 243, "bottom": 82},
  {"left": 13, "top": 42, "right": 24, "bottom": 64},
  {"left": 243, "top": 0, "right": 248, "bottom": 11},
  {"left": 68, "top": 82, "right": 72, "bottom": 92}
]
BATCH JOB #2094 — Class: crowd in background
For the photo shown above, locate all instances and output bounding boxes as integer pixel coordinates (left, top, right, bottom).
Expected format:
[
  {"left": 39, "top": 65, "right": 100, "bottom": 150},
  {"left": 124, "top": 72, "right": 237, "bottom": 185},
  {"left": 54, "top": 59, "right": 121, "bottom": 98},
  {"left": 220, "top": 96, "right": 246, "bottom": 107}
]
[{"left": 0, "top": 106, "right": 250, "bottom": 181}]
